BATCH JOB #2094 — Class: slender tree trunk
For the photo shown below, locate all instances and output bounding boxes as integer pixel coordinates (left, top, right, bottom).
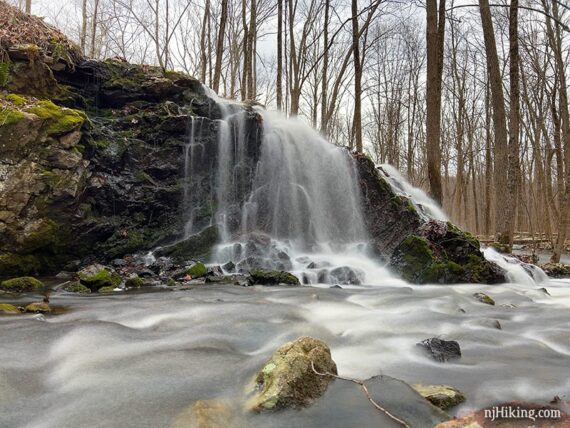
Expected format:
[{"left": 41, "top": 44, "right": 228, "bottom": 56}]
[
  {"left": 241, "top": 0, "right": 249, "bottom": 100},
  {"left": 80, "top": 0, "right": 88, "bottom": 54},
  {"left": 425, "top": 0, "right": 445, "bottom": 205},
  {"left": 200, "top": 0, "right": 210, "bottom": 83},
  {"left": 25, "top": 0, "right": 31, "bottom": 14},
  {"left": 212, "top": 0, "right": 228, "bottom": 93},
  {"left": 479, "top": 0, "right": 509, "bottom": 244},
  {"left": 320, "top": 0, "right": 330, "bottom": 134},
  {"left": 502, "top": 0, "right": 520, "bottom": 246},
  {"left": 351, "top": 0, "right": 363, "bottom": 153},
  {"left": 276, "top": 0, "right": 283, "bottom": 110},
  {"left": 89, "top": 0, "right": 100, "bottom": 58}
]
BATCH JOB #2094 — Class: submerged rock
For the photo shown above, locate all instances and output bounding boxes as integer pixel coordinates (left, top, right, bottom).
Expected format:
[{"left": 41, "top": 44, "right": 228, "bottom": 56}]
[
  {"left": 222, "top": 261, "right": 236, "bottom": 273},
  {"left": 412, "top": 384, "right": 465, "bottom": 410},
  {"left": 329, "top": 266, "right": 364, "bottom": 285},
  {"left": 63, "top": 282, "right": 91, "bottom": 293},
  {"left": 24, "top": 302, "right": 51, "bottom": 313},
  {"left": 0, "top": 276, "right": 44, "bottom": 292},
  {"left": 473, "top": 292, "right": 495, "bottom": 306},
  {"left": 0, "top": 303, "right": 20, "bottom": 314},
  {"left": 247, "top": 336, "right": 337, "bottom": 412},
  {"left": 172, "top": 400, "right": 240, "bottom": 428},
  {"left": 249, "top": 269, "right": 300, "bottom": 286},
  {"left": 417, "top": 338, "right": 461, "bottom": 362},
  {"left": 98, "top": 286, "right": 117, "bottom": 294},
  {"left": 125, "top": 275, "right": 145, "bottom": 288},
  {"left": 78, "top": 264, "right": 122, "bottom": 291}
]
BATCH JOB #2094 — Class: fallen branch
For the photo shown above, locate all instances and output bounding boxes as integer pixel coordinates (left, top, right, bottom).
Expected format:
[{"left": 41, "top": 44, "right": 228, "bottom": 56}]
[{"left": 311, "top": 361, "right": 410, "bottom": 428}]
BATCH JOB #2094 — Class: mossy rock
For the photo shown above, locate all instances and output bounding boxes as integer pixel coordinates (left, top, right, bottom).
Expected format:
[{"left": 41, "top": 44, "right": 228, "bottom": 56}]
[
  {"left": 26, "top": 99, "right": 85, "bottom": 136},
  {"left": 0, "top": 254, "right": 41, "bottom": 277},
  {"left": 25, "top": 302, "right": 51, "bottom": 313},
  {"left": 247, "top": 336, "right": 337, "bottom": 412},
  {"left": 166, "top": 277, "right": 177, "bottom": 287},
  {"left": 186, "top": 262, "right": 207, "bottom": 279},
  {"left": 249, "top": 269, "right": 300, "bottom": 286},
  {"left": 412, "top": 384, "right": 465, "bottom": 410},
  {"left": 473, "top": 292, "right": 495, "bottom": 306},
  {"left": 154, "top": 225, "right": 219, "bottom": 262},
  {"left": 0, "top": 276, "right": 44, "bottom": 292},
  {"left": 63, "top": 282, "right": 91, "bottom": 293},
  {"left": 78, "top": 264, "right": 122, "bottom": 291},
  {"left": 125, "top": 276, "right": 144, "bottom": 288},
  {"left": 98, "top": 286, "right": 117, "bottom": 294},
  {"left": 0, "top": 303, "right": 21, "bottom": 314}
]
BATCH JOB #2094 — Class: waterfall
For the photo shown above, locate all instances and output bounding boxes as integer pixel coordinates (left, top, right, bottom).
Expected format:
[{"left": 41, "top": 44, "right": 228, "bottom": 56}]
[{"left": 181, "top": 87, "right": 544, "bottom": 287}]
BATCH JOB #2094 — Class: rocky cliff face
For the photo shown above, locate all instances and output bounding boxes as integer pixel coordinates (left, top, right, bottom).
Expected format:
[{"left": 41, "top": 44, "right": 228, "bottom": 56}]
[{"left": 0, "top": 17, "right": 504, "bottom": 284}]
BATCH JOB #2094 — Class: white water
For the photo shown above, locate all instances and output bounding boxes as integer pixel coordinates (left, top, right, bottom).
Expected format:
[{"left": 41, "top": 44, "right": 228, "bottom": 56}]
[{"left": 190, "top": 89, "right": 544, "bottom": 288}]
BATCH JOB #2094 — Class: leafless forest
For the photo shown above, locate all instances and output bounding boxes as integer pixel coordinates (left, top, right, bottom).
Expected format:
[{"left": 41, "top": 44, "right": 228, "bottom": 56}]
[{"left": 9, "top": 0, "right": 570, "bottom": 260}]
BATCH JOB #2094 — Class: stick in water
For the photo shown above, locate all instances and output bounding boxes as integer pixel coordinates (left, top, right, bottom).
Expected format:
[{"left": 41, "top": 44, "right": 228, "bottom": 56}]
[{"left": 311, "top": 361, "right": 411, "bottom": 428}]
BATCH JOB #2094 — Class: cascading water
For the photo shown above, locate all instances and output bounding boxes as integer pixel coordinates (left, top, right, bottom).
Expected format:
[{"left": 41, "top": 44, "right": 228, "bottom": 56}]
[{"left": 184, "top": 87, "right": 546, "bottom": 287}]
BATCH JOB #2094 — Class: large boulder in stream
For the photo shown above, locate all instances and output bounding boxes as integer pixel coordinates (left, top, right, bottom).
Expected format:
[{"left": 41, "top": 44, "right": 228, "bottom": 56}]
[{"left": 247, "top": 336, "right": 337, "bottom": 412}]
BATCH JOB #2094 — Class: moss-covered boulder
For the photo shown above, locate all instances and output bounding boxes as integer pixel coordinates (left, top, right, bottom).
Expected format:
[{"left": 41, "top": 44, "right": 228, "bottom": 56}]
[
  {"left": 186, "top": 262, "right": 207, "bottom": 279},
  {"left": 247, "top": 336, "right": 337, "bottom": 412},
  {"left": 172, "top": 400, "right": 241, "bottom": 428},
  {"left": 125, "top": 275, "right": 145, "bottom": 288},
  {"left": 63, "top": 282, "right": 91, "bottom": 293},
  {"left": 473, "top": 292, "right": 495, "bottom": 305},
  {"left": 0, "top": 276, "right": 44, "bottom": 292},
  {"left": 97, "top": 286, "right": 116, "bottom": 294},
  {"left": 249, "top": 269, "right": 300, "bottom": 286},
  {"left": 412, "top": 384, "right": 465, "bottom": 410},
  {"left": 389, "top": 220, "right": 506, "bottom": 284},
  {"left": 24, "top": 301, "right": 50, "bottom": 313},
  {"left": 0, "top": 303, "right": 20, "bottom": 314},
  {"left": 78, "top": 264, "right": 122, "bottom": 291}
]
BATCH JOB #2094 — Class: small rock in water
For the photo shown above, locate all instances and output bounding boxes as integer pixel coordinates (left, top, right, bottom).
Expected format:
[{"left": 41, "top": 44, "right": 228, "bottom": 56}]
[
  {"left": 539, "top": 287, "right": 551, "bottom": 296},
  {"left": 25, "top": 302, "right": 51, "bottom": 313},
  {"left": 473, "top": 292, "right": 495, "bottom": 305},
  {"left": 500, "top": 303, "right": 518, "bottom": 309},
  {"left": 249, "top": 269, "right": 300, "bottom": 286},
  {"left": 307, "top": 262, "right": 317, "bottom": 269},
  {"left": 330, "top": 285, "right": 343, "bottom": 289},
  {"left": 0, "top": 303, "right": 20, "bottom": 314},
  {"left": 412, "top": 384, "right": 466, "bottom": 410},
  {"left": 222, "top": 261, "right": 235, "bottom": 273},
  {"left": 172, "top": 399, "right": 240, "bottom": 428},
  {"left": 417, "top": 338, "right": 461, "bottom": 362},
  {"left": 329, "top": 266, "right": 363, "bottom": 285},
  {"left": 247, "top": 336, "right": 337, "bottom": 412}
]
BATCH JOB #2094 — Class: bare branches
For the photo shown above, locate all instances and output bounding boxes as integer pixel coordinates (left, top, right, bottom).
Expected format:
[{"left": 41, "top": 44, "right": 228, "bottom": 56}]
[{"left": 311, "top": 362, "right": 411, "bottom": 428}]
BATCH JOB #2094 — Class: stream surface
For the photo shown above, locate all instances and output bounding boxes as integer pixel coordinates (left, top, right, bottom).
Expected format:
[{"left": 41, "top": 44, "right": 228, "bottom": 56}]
[{"left": 1, "top": 279, "right": 570, "bottom": 428}]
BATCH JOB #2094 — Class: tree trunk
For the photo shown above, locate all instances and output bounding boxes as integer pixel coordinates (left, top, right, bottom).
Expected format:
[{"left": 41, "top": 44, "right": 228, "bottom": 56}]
[
  {"left": 351, "top": 0, "right": 363, "bottom": 153},
  {"left": 25, "top": 0, "right": 31, "bottom": 14},
  {"left": 80, "top": 0, "right": 87, "bottom": 54},
  {"left": 212, "top": 0, "right": 228, "bottom": 93},
  {"left": 320, "top": 0, "right": 330, "bottom": 134},
  {"left": 425, "top": 0, "right": 445, "bottom": 205},
  {"left": 478, "top": 0, "right": 509, "bottom": 244},
  {"left": 89, "top": 0, "right": 100, "bottom": 58},
  {"left": 276, "top": 0, "right": 283, "bottom": 110}
]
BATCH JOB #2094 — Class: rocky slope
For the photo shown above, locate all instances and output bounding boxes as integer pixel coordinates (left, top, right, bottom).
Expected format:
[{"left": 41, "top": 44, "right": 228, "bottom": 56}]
[{"left": 0, "top": 5, "right": 504, "bottom": 284}]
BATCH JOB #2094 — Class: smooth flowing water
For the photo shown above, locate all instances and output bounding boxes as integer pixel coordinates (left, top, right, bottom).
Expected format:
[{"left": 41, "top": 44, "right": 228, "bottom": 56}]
[
  {"left": 2, "top": 91, "right": 568, "bottom": 427},
  {"left": 1, "top": 279, "right": 569, "bottom": 427}
]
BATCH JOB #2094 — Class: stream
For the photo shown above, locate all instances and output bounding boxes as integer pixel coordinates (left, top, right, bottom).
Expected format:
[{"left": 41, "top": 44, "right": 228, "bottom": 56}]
[{"left": 1, "top": 278, "right": 569, "bottom": 427}]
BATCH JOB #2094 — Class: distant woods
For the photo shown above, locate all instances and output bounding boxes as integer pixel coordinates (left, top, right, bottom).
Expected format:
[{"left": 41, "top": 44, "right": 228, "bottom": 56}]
[{"left": 11, "top": 0, "right": 570, "bottom": 259}]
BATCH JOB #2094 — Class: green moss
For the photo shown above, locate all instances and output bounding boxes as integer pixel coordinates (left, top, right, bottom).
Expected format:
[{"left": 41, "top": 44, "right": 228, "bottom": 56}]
[
  {"left": 0, "top": 61, "right": 10, "bottom": 87},
  {"left": 21, "top": 220, "right": 65, "bottom": 254},
  {"left": 186, "top": 262, "right": 207, "bottom": 278},
  {"left": 98, "top": 286, "right": 116, "bottom": 294},
  {"left": 5, "top": 93, "right": 26, "bottom": 106},
  {"left": 0, "top": 303, "right": 21, "bottom": 314},
  {"left": 0, "top": 253, "right": 41, "bottom": 277},
  {"left": 25, "top": 302, "right": 51, "bottom": 313},
  {"left": 166, "top": 277, "right": 177, "bottom": 287},
  {"left": 125, "top": 276, "right": 144, "bottom": 288},
  {"left": 473, "top": 292, "right": 495, "bottom": 305},
  {"left": 0, "top": 107, "right": 25, "bottom": 126},
  {"left": 63, "top": 282, "right": 91, "bottom": 293},
  {"left": 79, "top": 268, "right": 122, "bottom": 291},
  {"left": 249, "top": 269, "right": 300, "bottom": 286},
  {"left": 0, "top": 276, "right": 44, "bottom": 292},
  {"left": 27, "top": 100, "right": 85, "bottom": 135},
  {"left": 446, "top": 222, "right": 480, "bottom": 250}
]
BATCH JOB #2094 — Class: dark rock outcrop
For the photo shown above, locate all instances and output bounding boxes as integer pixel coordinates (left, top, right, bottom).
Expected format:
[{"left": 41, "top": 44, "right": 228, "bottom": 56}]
[{"left": 355, "top": 154, "right": 506, "bottom": 284}]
